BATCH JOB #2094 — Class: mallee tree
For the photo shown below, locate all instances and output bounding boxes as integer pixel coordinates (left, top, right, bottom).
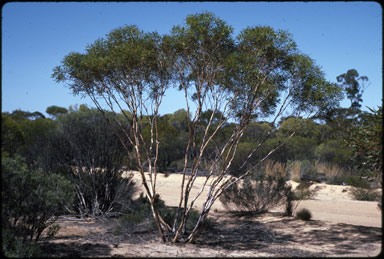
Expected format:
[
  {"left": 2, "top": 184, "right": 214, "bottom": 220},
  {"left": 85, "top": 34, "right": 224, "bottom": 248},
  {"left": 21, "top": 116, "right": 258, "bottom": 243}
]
[{"left": 53, "top": 12, "right": 342, "bottom": 243}]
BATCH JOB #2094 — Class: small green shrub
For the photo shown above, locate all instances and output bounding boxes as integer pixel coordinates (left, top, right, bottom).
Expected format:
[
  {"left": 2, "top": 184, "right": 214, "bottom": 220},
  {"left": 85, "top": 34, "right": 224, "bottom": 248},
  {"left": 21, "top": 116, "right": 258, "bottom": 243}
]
[
  {"left": 344, "top": 175, "right": 370, "bottom": 188},
  {"left": 296, "top": 208, "right": 312, "bottom": 221},
  {"left": 350, "top": 187, "right": 380, "bottom": 201},
  {"left": 300, "top": 160, "right": 319, "bottom": 182},
  {"left": 326, "top": 175, "right": 346, "bottom": 185}
]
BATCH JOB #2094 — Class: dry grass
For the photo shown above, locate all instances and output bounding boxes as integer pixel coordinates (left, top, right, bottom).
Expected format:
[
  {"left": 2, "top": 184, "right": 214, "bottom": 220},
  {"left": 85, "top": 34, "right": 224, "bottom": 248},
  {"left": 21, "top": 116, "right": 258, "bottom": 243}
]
[
  {"left": 314, "top": 161, "right": 346, "bottom": 180},
  {"left": 288, "top": 161, "right": 302, "bottom": 182},
  {"left": 264, "top": 160, "right": 286, "bottom": 179}
]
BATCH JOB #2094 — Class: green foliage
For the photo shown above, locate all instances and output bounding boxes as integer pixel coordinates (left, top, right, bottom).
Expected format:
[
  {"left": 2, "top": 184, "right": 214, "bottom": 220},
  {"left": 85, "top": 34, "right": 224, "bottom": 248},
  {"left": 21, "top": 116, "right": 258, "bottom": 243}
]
[
  {"left": 299, "top": 160, "right": 319, "bottom": 182},
  {"left": 350, "top": 187, "right": 380, "bottom": 201},
  {"left": 315, "top": 139, "right": 352, "bottom": 167},
  {"left": 52, "top": 12, "right": 344, "bottom": 242},
  {"left": 336, "top": 69, "right": 368, "bottom": 110},
  {"left": 326, "top": 175, "right": 346, "bottom": 185},
  {"left": 51, "top": 109, "right": 136, "bottom": 216},
  {"left": 295, "top": 208, "right": 312, "bottom": 221},
  {"left": 46, "top": 105, "right": 68, "bottom": 119},
  {"left": 1, "top": 113, "right": 26, "bottom": 156},
  {"left": 344, "top": 175, "right": 370, "bottom": 189},
  {"left": 70, "top": 168, "right": 137, "bottom": 216},
  {"left": 2, "top": 154, "right": 73, "bottom": 256},
  {"left": 278, "top": 117, "right": 320, "bottom": 140},
  {"left": 220, "top": 174, "right": 291, "bottom": 214},
  {"left": 2, "top": 229, "right": 41, "bottom": 258},
  {"left": 345, "top": 106, "right": 382, "bottom": 178}
]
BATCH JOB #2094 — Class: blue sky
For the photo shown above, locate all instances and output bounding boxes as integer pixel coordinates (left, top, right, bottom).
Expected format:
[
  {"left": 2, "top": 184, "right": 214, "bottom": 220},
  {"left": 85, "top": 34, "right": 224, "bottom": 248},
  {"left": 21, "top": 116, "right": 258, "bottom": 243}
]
[{"left": 2, "top": 1, "right": 382, "bottom": 117}]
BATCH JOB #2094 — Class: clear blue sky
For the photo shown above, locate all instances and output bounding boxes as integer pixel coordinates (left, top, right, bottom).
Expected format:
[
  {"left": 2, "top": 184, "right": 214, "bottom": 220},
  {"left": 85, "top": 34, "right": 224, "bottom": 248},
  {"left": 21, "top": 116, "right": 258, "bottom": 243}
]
[{"left": 2, "top": 1, "right": 382, "bottom": 116}]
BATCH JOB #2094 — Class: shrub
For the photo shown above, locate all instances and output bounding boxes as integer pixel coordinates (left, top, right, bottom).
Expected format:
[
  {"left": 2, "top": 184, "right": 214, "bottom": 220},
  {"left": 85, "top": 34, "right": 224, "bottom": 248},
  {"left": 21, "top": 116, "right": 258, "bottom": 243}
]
[
  {"left": 287, "top": 160, "right": 302, "bottom": 182},
  {"left": 296, "top": 208, "right": 312, "bottom": 221},
  {"left": 344, "top": 175, "right": 370, "bottom": 188},
  {"left": 117, "top": 193, "right": 215, "bottom": 235},
  {"left": 264, "top": 160, "right": 286, "bottom": 179},
  {"left": 326, "top": 175, "right": 346, "bottom": 185},
  {"left": 70, "top": 168, "right": 137, "bottom": 217},
  {"left": 300, "top": 160, "right": 319, "bottom": 182},
  {"left": 315, "top": 139, "right": 352, "bottom": 168},
  {"left": 315, "top": 162, "right": 347, "bottom": 185},
  {"left": 294, "top": 182, "right": 314, "bottom": 200},
  {"left": 2, "top": 155, "right": 73, "bottom": 256},
  {"left": 283, "top": 185, "right": 295, "bottom": 216},
  {"left": 219, "top": 174, "right": 291, "bottom": 215},
  {"left": 350, "top": 187, "right": 380, "bottom": 201},
  {"left": 46, "top": 109, "right": 137, "bottom": 217}
]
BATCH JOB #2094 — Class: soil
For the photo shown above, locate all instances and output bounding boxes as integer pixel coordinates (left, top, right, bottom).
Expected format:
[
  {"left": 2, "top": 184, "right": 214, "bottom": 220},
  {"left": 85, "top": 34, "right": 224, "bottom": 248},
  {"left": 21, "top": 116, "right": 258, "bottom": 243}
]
[{"left": 39, "top": 172, "right": 382, "bottom": 257}]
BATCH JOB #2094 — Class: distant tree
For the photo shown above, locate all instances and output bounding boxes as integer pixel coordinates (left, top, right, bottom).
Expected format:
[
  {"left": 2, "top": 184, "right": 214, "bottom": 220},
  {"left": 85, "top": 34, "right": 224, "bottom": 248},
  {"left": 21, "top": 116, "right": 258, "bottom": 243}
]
[
  {"left": 46, "top": 105, "right": 68, "bottom": 119},
  {"left": 17, "top": 116, "right": 57, "bottom": 170},
  {"left": 336, "top": 69, "right": 368, "bottom": 111},
  {"left": 53, "top": 12, "right": 342, "bottom": 243},
  {"left": 10, "top": 109, "right": 45, "bottom": 121},
  {"left": 315, "top": 139, "right": 352, "bottom": 167},
  {"left": 1, "top": 113, "right": 26, "bottom": 156}
]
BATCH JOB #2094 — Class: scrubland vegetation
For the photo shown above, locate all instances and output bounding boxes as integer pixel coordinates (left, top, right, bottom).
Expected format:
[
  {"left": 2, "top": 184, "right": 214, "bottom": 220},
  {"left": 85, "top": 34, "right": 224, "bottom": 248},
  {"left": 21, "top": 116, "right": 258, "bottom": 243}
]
[{"left": 2, "top": 12, "right": 381, "bottom": 257}]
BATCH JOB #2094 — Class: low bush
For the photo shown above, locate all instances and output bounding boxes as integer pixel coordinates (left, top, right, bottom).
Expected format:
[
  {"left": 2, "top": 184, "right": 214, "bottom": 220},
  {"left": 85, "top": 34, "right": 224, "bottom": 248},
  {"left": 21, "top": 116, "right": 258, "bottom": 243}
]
[
  {"left": 294, "top": 182, "right": 314, "bottom": 200},
  {"left": 115, "top": 193, "right": 215, "bottom": 235},
  {"left": 296, "top": 208, "right": 312, "bottom": 221},
  {"left": 287, "top": 160, "right": 302, "bottom": 182},
  {"left": 69, "top": 168, "right": 137, "bottom": 217},
  {"left": 326, "top": 175, "right": 346, "bottom": 185},
  {"left": 344, "top": 175, "right": 371, "bottom": 189},
  {"left": 2, "top": 154, "right": 73, "bottom": 257},
  {"left": 350, "top": 187, "right": 380, "bottom": 201},
  {"left": 219, "top": 174, "right": 291, "bottom": 215},
  {"left": 300, "top": 160, "right": 319, "bottom": 182},
  {"left": 283, "top": 185, "right": 295, "bottom": 216}
]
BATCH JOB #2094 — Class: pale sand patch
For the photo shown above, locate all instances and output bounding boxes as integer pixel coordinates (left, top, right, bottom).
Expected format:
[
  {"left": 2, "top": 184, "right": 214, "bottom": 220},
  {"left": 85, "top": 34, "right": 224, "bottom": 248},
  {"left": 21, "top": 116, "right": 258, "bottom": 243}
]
[{"left": 127, "top": 171, "right": 382, "bottom": 228}]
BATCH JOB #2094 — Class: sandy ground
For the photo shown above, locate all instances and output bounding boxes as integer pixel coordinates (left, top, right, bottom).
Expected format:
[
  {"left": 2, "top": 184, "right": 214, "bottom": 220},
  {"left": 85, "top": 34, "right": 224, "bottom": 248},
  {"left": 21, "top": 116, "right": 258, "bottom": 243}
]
[
  {"left": 41, "top": 172, "right": 382, "bottom": 257},
  {"left": 128, "top": 172, "right": 382, "bottom": 228}
]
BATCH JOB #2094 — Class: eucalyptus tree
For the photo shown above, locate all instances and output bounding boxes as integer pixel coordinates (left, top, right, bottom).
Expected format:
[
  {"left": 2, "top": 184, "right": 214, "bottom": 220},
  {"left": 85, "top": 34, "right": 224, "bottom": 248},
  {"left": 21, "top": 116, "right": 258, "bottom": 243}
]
[
  {"left": 336, "top": 69, "right": 368, "bottom": 111},
  {"left": 46, "top": 105, "right": 68, "bottom": 119},
  {"left": 53, "top": 12, "right": 342, "bottom": 243}
]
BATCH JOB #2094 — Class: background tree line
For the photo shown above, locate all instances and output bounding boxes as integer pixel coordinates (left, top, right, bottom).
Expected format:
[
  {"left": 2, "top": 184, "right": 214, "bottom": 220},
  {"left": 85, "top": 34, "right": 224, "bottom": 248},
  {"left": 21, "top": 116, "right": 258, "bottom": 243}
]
[{"left": 2, "top": 69, "right": 381, "bottom": 253}]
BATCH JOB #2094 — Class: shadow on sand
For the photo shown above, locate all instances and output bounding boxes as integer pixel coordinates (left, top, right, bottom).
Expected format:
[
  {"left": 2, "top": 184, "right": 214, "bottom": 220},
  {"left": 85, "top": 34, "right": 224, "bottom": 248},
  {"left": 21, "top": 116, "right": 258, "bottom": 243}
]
[
  {"left": 39, "top": 242, "right": 113, "bottom": 257},
  {"left": 194, "top": 211, "right": 382, "bottom": 257}
]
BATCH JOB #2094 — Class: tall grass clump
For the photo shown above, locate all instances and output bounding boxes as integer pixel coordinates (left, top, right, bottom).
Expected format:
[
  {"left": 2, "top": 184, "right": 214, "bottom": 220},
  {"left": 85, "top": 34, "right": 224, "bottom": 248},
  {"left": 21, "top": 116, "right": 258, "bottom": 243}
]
[
  {"left": 287, "top": 160, "right": 319, "bottom": 182},
  {"left": 287, "top": 160, "right": 302, "bottom": 182},
  {"left": 315, "top": 161, "right": 347, "bottom": 185},
  {"left": 264, "top": 160, "right": 287, "bottom": 179},
  {"left": 300, "top": 160, "right": 319, "bottom": 182}
]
